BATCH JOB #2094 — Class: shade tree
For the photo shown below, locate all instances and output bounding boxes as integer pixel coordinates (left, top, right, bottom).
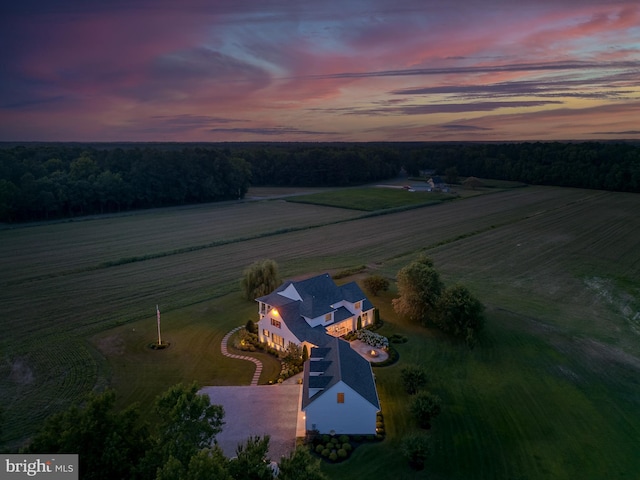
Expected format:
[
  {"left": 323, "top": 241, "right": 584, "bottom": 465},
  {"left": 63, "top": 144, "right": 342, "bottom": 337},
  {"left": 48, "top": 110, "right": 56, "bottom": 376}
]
[
  {"left": 392, "top": 256, "right": 443, "bottom": 325},
  {"left": 241, "top": 259, "right": 281, "bottom": 300}
]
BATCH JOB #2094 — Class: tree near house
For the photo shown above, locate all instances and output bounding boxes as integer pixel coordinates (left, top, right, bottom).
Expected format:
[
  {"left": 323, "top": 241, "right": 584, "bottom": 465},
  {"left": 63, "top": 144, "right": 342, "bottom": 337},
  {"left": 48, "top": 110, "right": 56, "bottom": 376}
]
[
  {"left": 145, "top": 382, "right": 225, "bottom": 474},
  {"left": 445, "top": 166, "right": 459, "bottom": 184},
  {"left": 24, "top": 390, "right": 151, "bottom": 480},
  {"left": 363, "top": 274, "right": 390, "bottom": 296},
  {"left": 392, "top": 256, "right": 443, "bottom": 325},
  {"left": 228, "top": 435, "right": 273, "bottom": 480},
  {"left": 410, "top": 391, "right": 442, "bottom": 429},
  {"left": 400, "top": 433, "right": 433, "bottom": 471},
  {"left": 435, "top": 284, "right": 485, "bottom": 347},
  {"left": 278, "top": 446, "right": 328, "bottom": 480},
  {"left": 241, "top": 259, "right": 281, "bottom": 300},
  {"left": 400, "top": 364, "right": 428, "bottom": 395}
]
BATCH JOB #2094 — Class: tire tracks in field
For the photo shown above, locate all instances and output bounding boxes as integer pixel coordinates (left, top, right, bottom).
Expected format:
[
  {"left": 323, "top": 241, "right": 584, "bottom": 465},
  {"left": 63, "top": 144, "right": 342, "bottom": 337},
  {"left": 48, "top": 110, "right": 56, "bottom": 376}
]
[
  {"left": 7, "top": 188, "right": 607, "bottom": 288},
  {"left": 4, "top": 199, "right": 450, "bottom": 287}
]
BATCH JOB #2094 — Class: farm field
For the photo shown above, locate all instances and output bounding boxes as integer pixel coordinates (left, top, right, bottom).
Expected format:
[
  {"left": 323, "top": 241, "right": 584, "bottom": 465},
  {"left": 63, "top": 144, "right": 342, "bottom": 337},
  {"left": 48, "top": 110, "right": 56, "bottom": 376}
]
[{"left": 1, "top": 185, "right": 639, "bottom": 479}]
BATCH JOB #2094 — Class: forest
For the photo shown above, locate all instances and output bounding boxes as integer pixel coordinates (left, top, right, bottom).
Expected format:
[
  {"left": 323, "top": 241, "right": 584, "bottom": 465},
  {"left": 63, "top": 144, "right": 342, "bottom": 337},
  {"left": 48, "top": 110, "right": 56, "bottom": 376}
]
[{"left": 0, "top": 142, "right": 638, "bottom": 222}]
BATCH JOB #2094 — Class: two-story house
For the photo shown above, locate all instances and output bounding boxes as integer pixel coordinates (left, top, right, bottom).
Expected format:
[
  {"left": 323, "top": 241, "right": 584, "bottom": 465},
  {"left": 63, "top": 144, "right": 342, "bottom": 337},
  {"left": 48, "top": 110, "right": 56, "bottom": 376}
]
[{"left": 256, "top": 273, "right": 375, "bottom": 352}]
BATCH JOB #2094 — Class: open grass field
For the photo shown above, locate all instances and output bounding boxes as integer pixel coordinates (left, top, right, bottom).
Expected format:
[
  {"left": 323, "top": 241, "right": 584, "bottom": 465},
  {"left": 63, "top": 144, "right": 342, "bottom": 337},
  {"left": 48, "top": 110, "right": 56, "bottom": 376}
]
[
  {"left": 1, "top": 184, "right": 639, "bottom": 479},
  {"left": 286, "top": 187, "right": 456, "bottom": 211}
]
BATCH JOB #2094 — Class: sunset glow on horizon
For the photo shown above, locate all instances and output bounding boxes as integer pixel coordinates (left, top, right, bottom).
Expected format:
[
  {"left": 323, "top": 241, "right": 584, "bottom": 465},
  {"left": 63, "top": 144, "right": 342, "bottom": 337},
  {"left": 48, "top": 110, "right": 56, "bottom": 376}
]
[{"left": 1, "top": 0, "right": 639, "bottom": 142}]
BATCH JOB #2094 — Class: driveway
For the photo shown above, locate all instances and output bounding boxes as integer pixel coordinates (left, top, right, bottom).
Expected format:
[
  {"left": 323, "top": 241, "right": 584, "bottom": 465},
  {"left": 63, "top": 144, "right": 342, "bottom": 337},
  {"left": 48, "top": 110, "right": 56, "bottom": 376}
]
[{"left": 200, "top": 384, "right": 304, "bottom": 461}]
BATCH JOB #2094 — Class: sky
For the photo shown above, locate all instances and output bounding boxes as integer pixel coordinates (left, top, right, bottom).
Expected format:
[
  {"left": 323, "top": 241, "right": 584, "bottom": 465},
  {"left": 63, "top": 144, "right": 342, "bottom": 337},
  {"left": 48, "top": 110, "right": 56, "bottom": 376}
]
[{"left": 1, "top": 0, "right": 639, "bottom": 142}]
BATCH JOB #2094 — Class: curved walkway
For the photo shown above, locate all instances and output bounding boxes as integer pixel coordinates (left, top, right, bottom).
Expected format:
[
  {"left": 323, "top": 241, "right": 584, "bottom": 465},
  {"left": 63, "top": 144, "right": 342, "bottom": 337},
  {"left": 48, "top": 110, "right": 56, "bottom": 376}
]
[{"left": 221, "top": 326, "right": 263, "bottom": 386}]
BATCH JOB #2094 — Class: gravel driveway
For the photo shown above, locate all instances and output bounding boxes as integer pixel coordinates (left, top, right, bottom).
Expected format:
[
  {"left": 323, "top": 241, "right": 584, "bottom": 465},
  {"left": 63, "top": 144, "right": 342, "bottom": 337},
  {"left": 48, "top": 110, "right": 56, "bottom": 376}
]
[{"left": 200, "top": 384, "right": 303, "bottom": 461}]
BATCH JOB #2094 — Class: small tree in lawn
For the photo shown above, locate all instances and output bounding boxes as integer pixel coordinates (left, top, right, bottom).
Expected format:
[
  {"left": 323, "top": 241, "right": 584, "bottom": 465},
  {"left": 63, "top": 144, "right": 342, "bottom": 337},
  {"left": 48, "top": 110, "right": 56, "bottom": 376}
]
[
  {"left": 400, "top": 433, "right": 432, "bottom": 471},
  {"left": 392, "top": 256, "right": 443, "bottom": 326},
  {"left": 410, "top": 391, "right": 442, "bottom": 429},
  {"left": 241, "top": 259, "right": 281, "bottom": 301},
  {"left": 435, "top": 284, "right": 485, "bottom": 348},
  {"left": 400, "top": 364, "right": 428, "bottom": 395},
  {"left": 363, "top": 274, "right": 390, "bottom": 296}
]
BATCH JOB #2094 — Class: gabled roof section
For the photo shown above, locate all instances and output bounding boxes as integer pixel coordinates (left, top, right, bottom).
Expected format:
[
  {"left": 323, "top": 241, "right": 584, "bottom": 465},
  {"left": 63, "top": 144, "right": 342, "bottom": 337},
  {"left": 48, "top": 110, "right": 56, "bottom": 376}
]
[
  {"left": 302, "top": 336, "right": 380, "bottom": 410},
  {"left": 339, "top": 281, "right": 367, "bottom": 303}
]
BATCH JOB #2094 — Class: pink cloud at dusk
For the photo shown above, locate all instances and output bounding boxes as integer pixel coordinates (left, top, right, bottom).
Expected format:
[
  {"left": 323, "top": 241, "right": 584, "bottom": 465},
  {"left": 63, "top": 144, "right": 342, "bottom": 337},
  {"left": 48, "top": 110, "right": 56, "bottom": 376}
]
[{"left": 0, "top": 0, "right": 638, "bottom": 142}]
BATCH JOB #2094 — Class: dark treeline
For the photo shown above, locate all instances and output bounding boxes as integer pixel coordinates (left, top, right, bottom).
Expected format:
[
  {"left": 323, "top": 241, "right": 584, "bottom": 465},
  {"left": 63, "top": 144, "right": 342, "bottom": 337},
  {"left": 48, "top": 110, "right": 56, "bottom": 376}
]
[
  {"left": 0, "top": 144, "right": 400, "bottom": 222},
  {"left": 1, "top": 142, "right": 638, "bottom": 223},
  {"left": 0, "top": 146, "right": 253, "bottom": 222},
  {"left": 402, "top": 142, "right": 640, "bottom": 192}
]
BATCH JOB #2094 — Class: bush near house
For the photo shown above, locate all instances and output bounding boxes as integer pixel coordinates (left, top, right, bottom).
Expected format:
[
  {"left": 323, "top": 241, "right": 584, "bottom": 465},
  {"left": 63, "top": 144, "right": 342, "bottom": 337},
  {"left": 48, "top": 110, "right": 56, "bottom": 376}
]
[
  {"left": 356, "top": 329, "right": 389, "bottom": 349},
  {"left": 306, "top": 427, "right": 386, "bottom": 464}
]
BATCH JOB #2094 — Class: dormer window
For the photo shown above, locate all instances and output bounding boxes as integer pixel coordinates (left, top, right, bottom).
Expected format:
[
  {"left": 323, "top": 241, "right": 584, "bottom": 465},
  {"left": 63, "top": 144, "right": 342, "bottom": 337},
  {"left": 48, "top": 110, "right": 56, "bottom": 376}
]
[
  {"left": 325, "top": 313, "right": 332, "bottom": 322},
  {"left": 355, "top": 301, "right": 361, "bottom": 310}
]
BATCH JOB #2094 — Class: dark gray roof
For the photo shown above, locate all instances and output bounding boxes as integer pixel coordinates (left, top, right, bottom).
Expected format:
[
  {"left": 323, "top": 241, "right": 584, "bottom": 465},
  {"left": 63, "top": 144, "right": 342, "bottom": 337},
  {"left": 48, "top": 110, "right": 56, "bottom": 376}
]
[
  {"left": 339, "top": 281, "right": 367, "bottom": 303},
  {"left": 309, "top": 361, "right": 332, "bottom": 372},
  {"left": 302, "top": 336, "right": 380, "bottom": 410},
  {"left": 308, "top": 375, "right": 333, "bottom": 389},
  {"left": 258, "top": 273, "right": 375, "bottom": 347},
  {"left": 333, "top": 306, "right": 353, "bottom": 322},
  {"left": 310, "top": 348, "right": 331, "bottom": 359}
]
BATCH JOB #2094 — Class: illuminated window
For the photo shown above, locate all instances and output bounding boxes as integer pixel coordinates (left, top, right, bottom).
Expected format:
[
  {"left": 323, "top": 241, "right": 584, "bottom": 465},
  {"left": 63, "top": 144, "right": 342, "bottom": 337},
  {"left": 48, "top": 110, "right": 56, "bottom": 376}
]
[
  {"left": 263, "top": 329, "right": 270, "bottom": 338},
  {"left": 325, "top": 313, "right": 332, "bottom": 322},
  {"left": 355, "top": 301, "right": 361, "bottom": 310},
  {"left": 271, "top": 318, "right": 281, "bottom": 328},
  {"left": 337, "top": 392, "right": 345, "bottom": 403},
  {"left": 272, "top": 334, "right": 285, "bottom": 347}
]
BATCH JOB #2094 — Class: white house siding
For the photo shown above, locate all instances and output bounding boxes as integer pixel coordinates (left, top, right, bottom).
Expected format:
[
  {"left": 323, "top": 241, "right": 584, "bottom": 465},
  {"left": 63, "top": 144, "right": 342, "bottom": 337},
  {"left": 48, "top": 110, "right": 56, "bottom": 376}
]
[
  {"left": 361, "top": 308, "right": 374, "bottom": 327},
  {"left": 304, "top": 310, "right": 333, "bottom": 328},
  {"left": 258, "top": 311, "right": 300, "bottom": 352},
  {"left": 304, "top": 382, "right": 378, "bottom": 435}
]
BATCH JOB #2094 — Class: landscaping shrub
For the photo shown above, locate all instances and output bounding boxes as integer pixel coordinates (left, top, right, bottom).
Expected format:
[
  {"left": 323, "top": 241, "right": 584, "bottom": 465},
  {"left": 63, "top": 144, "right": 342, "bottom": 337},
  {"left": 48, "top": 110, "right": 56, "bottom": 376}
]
[
  {"left": 321, "top": 449, "right": 330, "bottom": 457},
  {"left": 389, "top": 333, "right": 408, "bottom": 343},
  {"left": 337, "top": 449, "right": 348, "bottom": 459},
  {"left": 342, "top": 443, "right": 352, "bottom": 452},
  {"left": 338, "top": 434, "right": 349, "bottom": 443},
  {"left": 400, "top": 433, "right": 432, "bottom": 470},
  {"left": 333, "top": 265, "right": 366, "bottom": 279},
  {"left": 329, "top": 452, "right": 338, "bottom": 462},
  {"left": 356, "top": 329, "right": 389, "bottom": 349},
  {"left": 245, "top": 319, "right": 257, "bottom": 334},
  {"left": 410, "top": 391, "right": 442, "bottom": 429},
  {"left": 400, "top": 364, "right": 428, "bottom": 395},
  {"left": 315, "top": 444, "right": 324, "bottom": 454}
]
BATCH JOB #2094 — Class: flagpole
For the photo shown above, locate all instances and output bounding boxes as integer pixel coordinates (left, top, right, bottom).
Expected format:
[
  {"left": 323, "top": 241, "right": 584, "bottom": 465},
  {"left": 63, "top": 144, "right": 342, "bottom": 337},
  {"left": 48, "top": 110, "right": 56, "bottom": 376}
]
[{"left": 156, "top": 304, "right": 162, "bottom": 346}]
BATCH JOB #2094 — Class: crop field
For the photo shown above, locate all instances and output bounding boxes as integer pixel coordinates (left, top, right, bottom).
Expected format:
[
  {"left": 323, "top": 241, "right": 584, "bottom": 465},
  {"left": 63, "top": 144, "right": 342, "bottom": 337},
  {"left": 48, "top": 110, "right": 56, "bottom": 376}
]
[{"left": 1, "top": 185, "right": 639, "bottom": 479}]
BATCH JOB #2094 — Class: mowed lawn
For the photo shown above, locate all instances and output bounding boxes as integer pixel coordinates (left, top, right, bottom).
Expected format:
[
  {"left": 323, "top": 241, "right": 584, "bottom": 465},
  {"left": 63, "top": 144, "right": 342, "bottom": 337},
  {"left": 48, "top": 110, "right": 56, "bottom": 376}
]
[
  {"left": 1, "top": 185, "right": 639, "bottom": 479},
  {"left": 287, "top": 186, "right": 456, "bottom": 211}
]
